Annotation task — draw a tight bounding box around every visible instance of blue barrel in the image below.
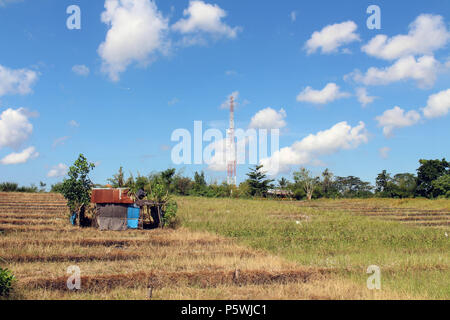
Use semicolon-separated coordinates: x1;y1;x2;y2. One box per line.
127;207;140;229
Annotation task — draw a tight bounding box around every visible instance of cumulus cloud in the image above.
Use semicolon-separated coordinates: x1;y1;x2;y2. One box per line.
305;21;360;54
379;147;391;159
172;0;240;41
375;106;421;137
422;88;450;119
98;0;169;81
0;146;38;165
0;108;34;150
356;87;376;107
249;108;287;130
72;65;90;76
362;14;450;60
47;163;69;178
0;65;38;96
260;121;369;175
349;55;439;88
296;83;350;105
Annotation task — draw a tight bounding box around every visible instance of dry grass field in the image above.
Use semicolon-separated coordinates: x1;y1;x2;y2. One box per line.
0;192;448;300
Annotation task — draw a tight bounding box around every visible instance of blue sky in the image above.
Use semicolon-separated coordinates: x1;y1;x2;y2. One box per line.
0;0;449;186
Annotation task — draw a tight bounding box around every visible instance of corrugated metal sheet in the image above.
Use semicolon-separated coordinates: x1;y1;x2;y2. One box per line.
127;207;140;229
91;188;134;204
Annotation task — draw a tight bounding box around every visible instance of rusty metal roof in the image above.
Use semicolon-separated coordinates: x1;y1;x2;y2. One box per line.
91;188;134;204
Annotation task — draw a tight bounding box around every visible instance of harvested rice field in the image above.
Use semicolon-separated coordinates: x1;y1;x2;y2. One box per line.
0;192;448;299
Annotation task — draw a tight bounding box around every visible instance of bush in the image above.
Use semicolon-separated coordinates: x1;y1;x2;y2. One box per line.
162;200;180;229
0;182;19;192
0;267;16;297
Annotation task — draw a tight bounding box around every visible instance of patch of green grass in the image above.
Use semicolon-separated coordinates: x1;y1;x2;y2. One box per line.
178;197;450;299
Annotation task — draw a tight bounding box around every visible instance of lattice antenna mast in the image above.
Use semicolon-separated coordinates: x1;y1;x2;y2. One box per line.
227;96;237;185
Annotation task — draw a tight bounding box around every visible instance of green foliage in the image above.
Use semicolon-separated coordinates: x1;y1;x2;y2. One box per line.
50;182;65;194
162;199;179;229
173;176;193;195
190;171;208;196
0;267;16;297
60;154;95;218
0;182;18;192
0;182;38;193
107;167;126;187
416;159;449;198
390;173;417;198
245;165;274;197
376;170;391;194
334;176;373;198
292;167;319;200
431;175;450;198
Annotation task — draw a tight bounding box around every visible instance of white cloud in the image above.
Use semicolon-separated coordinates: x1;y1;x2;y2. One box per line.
0;146;38;165
296;82;350;105
68;120;79;127
220;91;240;109
422;88;450;119
290;11;296;22
375;106;421;137
52;136;70;148
0;0;22;7
0;108;34;150
168;97;179;106
305;21;360;54
47;163;69;178
356;87;376;107
350;55;439;88
204;134;253;172
98;0;169;81
362;14;450;60
379;147;391;159
249;108;287;130
260;121;369;175
0;65;38;96
72;65;90;76
172;0;240;40
225;70;237;76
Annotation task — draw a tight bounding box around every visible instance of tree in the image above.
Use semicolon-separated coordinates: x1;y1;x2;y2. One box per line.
375;170;392;196
161;168;176;190
173;176;193;195
321;168;335;197
293;167;319;201
245;165;274;197
431;175;450;198
191;171;207;196
60;154;95;226
390;173;417;198
335;176;373;198
278;177;288;190
416;159;450;198
107;166;125;187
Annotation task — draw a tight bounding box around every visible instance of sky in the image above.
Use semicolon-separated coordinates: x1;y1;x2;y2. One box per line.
0;0;449;187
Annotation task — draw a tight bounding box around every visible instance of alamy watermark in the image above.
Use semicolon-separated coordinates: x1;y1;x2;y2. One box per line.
67;265;81;290
170;121;280;174
366;265;381;290
66;5;81;30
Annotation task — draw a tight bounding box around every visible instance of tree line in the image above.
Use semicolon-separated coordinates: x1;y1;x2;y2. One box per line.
58;158;450;200
2;158;448;200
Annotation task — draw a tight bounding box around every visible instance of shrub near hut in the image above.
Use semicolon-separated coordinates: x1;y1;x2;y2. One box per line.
60;154;96;226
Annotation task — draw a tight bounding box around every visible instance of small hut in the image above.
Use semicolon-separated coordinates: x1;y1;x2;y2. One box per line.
91;188;163;231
